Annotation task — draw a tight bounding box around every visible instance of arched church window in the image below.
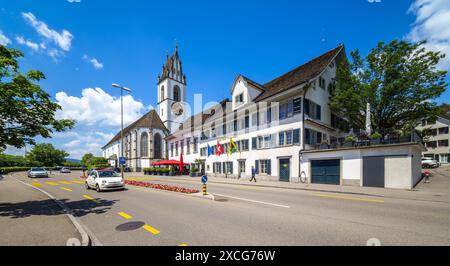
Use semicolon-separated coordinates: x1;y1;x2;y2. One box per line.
160;86;165;102
141;132;149;157
154;133;162;159
174;85;180;102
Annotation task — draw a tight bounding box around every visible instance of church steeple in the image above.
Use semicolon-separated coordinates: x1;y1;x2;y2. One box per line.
158;46;186;85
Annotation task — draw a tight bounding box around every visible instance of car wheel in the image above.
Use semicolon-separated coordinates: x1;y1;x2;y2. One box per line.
85;182;90;190
96;184;101;193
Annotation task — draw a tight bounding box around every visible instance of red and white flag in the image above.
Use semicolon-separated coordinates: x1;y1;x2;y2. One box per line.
217;141;224;156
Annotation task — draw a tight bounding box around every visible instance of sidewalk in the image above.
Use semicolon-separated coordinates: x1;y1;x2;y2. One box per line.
125;171;450;203
0;175;82;246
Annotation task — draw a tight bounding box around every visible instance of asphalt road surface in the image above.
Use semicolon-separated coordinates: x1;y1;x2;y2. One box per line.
9;171;450;246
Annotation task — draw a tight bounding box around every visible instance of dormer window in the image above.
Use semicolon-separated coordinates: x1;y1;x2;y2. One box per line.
235;93;244;105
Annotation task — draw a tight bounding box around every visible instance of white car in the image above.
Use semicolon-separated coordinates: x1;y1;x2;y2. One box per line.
422;158;440;169
85;170;125;192
28;168;49;178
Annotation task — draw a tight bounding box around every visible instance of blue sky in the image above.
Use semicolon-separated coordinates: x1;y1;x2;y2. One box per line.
1;0;449;159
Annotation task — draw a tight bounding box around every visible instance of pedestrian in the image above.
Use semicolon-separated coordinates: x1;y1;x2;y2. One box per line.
250;166;257;183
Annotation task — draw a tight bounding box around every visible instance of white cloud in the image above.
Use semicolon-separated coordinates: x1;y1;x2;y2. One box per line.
408;0;450;69
83;55;104;70
67;0;82;2
55;87;147;127
15;36;40;51
63;140;81;149
22;12;73;51
0;30;11;46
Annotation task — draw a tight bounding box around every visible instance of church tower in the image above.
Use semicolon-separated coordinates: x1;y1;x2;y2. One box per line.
157;46;187;134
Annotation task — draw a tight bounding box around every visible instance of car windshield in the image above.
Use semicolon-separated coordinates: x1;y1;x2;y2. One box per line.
98;171;120;178
31;168;45;171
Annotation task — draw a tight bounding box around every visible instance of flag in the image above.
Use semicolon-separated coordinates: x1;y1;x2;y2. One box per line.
217;141;224;156
207;144;213;157
229;138;237;155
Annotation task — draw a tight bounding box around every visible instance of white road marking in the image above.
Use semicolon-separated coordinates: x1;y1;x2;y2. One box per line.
213;193;290;209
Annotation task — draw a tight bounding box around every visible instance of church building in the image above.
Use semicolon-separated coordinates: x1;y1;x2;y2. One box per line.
102;46;187;171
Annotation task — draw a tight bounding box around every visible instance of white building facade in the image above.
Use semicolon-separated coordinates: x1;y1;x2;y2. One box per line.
166;45;348;182
416;112;450;164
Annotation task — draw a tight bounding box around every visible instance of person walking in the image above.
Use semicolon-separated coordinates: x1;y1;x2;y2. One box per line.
250;166;257;183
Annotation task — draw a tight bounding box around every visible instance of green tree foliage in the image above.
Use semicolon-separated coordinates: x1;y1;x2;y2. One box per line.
88;157;109;169
329;40;447;137
81;153;94;166
0;153;41;167
0;45;75;149
26;143;69;167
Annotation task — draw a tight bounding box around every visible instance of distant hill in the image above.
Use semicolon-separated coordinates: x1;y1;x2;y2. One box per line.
65;158;81;163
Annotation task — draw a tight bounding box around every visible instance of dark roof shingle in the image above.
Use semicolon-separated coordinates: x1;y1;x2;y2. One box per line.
254;45;344;102
103;110;168;149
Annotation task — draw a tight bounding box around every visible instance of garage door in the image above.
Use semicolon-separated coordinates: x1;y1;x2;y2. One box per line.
363;156;385;188
311;160;340;185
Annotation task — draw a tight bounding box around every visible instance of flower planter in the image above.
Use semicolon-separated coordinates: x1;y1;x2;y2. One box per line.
343;142;354;148
370;139;381;145
319;144;329;150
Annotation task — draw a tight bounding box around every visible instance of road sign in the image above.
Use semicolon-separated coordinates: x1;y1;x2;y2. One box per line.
201;175;208;184
119;157;127;166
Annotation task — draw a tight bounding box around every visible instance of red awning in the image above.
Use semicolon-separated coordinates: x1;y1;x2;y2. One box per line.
152;160;188;166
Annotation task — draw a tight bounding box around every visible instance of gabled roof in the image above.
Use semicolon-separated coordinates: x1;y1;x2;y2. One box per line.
440;104;450;120
254;45;345;102
102;110;168;149
230;75;267;94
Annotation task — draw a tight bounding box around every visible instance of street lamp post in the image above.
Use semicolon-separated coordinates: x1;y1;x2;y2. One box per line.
112;83;132;181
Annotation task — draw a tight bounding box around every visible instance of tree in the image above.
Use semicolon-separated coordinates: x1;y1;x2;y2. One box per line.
0;45;75;149
26;143;69;167
329;40;447;137
81;153;94;166
88;157;109;169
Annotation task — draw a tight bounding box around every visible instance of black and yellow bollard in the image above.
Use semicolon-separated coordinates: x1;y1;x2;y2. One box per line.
202;184;207;196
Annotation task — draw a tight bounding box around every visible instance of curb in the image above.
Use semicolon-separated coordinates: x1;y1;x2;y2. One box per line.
190;192;215;201
13;176;97;246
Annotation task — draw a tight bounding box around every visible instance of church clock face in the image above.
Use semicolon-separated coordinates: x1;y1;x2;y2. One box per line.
171;102;184;116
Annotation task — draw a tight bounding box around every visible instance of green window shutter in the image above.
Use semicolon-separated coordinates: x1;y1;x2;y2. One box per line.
267;160;272;176
252;137;257;150
255;160;259;174
293;129;300;144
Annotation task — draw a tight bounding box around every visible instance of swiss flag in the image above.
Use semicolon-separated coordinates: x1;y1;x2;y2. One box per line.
217;141;224;156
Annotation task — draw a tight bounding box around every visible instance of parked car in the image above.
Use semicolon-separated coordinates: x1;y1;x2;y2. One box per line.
27;168;49;178
85;170;125;192
60;167;71;174
422;158;440;169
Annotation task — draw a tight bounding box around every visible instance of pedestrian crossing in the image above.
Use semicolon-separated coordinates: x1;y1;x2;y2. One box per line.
31;179;85;188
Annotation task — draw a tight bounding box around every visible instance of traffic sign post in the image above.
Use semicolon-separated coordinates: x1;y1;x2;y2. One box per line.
202;175;208;195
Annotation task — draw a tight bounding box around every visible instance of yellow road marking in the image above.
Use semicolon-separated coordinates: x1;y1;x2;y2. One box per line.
118;212;133;220
71;180;84;184
45;182;59;186
32;182;42;187
59;181;72;185
179;244;189;246
83;195;99;203
143;225;160;235
60;187;73;192
312;193;385;203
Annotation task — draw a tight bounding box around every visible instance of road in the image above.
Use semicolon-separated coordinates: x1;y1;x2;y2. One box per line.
7;171;450;246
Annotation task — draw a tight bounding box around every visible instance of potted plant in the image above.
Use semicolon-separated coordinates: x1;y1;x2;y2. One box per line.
319;140;330;150
370;132;383;145
190;167;199;177
169;167;176;176
343;136;356;148
143;168;151;175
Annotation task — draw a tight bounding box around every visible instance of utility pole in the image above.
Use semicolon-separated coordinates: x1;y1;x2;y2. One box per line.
112;83;132;181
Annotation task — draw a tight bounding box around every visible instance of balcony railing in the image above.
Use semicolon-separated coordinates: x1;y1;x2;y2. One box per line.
309;132;423;151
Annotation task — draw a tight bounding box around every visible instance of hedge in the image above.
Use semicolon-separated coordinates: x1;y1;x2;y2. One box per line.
0;167;31;174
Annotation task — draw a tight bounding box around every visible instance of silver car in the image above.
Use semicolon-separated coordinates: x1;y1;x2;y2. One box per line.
60;167;71;174
28;168;49;178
